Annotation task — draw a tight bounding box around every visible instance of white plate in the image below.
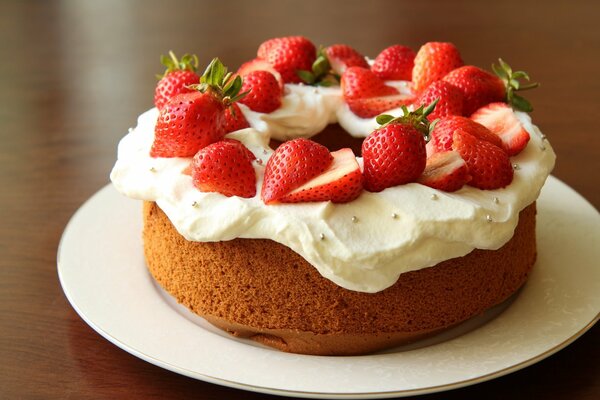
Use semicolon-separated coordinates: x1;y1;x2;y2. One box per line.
58;176;600;399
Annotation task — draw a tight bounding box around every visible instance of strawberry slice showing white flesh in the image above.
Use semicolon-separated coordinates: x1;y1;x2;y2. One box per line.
470;102;530;156
237;58;284;89
279;148;363;203
417;150;471;192
347;93;415;118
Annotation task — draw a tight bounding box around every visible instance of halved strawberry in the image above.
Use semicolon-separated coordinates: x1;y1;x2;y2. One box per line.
417;151;471;192
238;70;282;113
470;102;530;156
412;42;463;93
279;148;363;203
325;44;369;75
237;58;284;88
192;139;257;198
371;45;416;81
452;129;513;189
223;103;250;133
257;36;316;84
442;65;505;115
428;115;504;156
261;138;333;204
346;94;413;118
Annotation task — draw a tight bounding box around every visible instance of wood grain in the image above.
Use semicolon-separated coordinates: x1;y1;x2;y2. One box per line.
1;1;598;399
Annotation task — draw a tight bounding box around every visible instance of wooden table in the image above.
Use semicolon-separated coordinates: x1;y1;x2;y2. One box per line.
1;1;598;398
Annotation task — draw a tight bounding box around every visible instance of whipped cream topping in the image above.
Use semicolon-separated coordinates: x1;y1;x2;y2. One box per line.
110;84;555;293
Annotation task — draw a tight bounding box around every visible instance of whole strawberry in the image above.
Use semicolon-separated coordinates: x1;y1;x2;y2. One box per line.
362;104;435;192
371;45;416;81
154;51;200;110
412;42;463;93
452;129;513;189
238;70;282;113
150;58;247;158
442;65;505;115
192;139;257;198
427;115;503;156
261;138;333;204
257;36;316;84
223;103;250;133
413;80;464;120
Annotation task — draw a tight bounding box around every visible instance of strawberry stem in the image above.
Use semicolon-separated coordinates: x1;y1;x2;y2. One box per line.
297;46;338;86
493;58;539;112
188;58;248;104
156;50;199;79
376;99;439;140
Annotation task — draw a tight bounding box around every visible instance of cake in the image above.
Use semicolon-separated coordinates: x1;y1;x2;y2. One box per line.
110;38;556;355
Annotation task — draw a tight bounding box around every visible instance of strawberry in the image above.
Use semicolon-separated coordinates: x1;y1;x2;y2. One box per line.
413;80;464;120
150;58;246;158
341;67;413;118
471;102;530;156
325;44;369;75
237;58;284;88
371;45;416;81
452;129;513;189
154;51;200;110
362;106;434;192
427;115;503;156
223;103;250;133
261;138;333;204
192;139;256;198
257;36;316;84
238;70;282;113
279;148;363;203
412;42;463;93
417;151;471;192
442;65;505;116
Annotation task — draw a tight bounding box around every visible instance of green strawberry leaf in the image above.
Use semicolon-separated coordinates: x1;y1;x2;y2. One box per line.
493;58;539;113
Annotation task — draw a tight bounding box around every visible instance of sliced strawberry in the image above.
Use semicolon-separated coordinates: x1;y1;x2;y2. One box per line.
412;80;464;120
346;94;413;118
256;36;316;84
223;103;250;133
325;44;369;75
417;151;471;192
371;45;416;81
279;148;363;203
192;139;257;198
470;102;530;156
238;70;282;113
452;129;513;190
237;58;284;88
412;42;463;93
261;138;333;204
442;65;505;115
428;115;504;156
341;66;399;99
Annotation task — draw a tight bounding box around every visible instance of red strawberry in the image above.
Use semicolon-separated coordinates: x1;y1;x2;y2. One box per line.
237;58;284;88
371;45;416;81
452;129;513;189
238;70;282;113
261;138;333;204
154;51;200;110
412;42;463;93
151;58;245;158
223;103;250;133
192;139;256;198
362;110;431;192
413;80;464;120
417;151;471;192
442;65;505;115
257;36;316;84
346;94;413;118
470;102;530;156
279;148;363;203
427;115;504;156
325;44;369;75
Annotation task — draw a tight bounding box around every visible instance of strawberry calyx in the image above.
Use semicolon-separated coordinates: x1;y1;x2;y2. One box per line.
156;50;199;79
189;58;249;106
492;58;539;112
296;46;339;86
375;99;439;140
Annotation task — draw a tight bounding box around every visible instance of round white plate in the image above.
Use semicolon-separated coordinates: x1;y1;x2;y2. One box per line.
58;176;600;399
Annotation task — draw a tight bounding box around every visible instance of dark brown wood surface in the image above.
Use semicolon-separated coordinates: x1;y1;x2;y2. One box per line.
1;1;598;399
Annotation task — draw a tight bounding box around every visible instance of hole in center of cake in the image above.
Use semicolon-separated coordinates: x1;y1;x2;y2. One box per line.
269;124;365;155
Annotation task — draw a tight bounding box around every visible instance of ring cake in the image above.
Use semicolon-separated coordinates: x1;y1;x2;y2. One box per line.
110;38;555;355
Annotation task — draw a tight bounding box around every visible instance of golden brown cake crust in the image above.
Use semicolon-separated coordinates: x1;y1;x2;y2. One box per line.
143;201;537;355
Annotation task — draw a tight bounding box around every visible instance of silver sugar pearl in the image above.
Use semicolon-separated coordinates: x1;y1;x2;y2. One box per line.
513;163;521;170
486;215;493;222
391;213;398;219
351;216;358;223
493;197;500;204
192;201;199;208
149;167;157;172
319;233;325;240
431;193;438;200
256;159;263;165
128;127;133;133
